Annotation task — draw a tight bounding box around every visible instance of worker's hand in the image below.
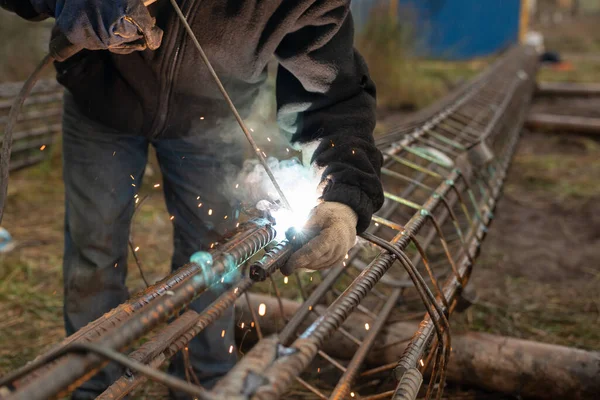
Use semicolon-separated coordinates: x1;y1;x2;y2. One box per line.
281;202;358;276
34;0;162;53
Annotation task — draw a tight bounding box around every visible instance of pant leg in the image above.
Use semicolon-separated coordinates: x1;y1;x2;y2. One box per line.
62;92;149;399
153;134;243;395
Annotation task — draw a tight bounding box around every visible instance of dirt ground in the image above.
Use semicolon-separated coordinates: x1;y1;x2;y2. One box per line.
452;129;600;350
2;104;600;399
2;17;600;398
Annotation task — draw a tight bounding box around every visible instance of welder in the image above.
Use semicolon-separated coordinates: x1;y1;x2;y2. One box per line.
1;0;384;398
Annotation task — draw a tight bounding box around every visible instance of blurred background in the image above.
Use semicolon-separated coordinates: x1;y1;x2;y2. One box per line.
0;0;599;398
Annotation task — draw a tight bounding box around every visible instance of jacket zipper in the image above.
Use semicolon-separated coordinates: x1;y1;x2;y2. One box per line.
149;0;191;138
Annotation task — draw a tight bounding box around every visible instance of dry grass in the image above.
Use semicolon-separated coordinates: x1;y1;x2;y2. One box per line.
0;9;53;82
356;5;484;112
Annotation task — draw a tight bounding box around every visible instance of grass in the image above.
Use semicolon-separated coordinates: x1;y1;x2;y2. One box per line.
0;9;53;82
536;14;600;83
356;5;485;111
508;137;600;203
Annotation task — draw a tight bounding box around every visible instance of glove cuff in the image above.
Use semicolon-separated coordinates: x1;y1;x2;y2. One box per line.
321;181;373;233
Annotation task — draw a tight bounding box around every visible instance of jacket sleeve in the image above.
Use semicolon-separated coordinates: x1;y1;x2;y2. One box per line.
275;1;384;233
0;0;48;20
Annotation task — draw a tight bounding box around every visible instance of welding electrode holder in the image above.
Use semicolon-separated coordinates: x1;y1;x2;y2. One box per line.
49;34;83;62
248;228;309;282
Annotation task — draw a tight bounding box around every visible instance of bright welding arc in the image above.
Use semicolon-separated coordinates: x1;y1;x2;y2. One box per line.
167;0;293;212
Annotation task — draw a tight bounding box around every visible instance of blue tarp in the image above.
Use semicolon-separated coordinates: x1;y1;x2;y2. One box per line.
351;0;522;60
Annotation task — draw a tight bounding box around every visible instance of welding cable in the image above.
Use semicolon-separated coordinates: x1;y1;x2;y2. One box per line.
0;55;54;225
0;0;161;225
359;232;451;400
0;343;211;399
167;0;293;212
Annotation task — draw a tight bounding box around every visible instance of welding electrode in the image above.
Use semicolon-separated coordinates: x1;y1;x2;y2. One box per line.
248;228;309;282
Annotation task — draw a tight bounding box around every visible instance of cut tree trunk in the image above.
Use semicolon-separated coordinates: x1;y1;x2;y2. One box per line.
237;293;600;400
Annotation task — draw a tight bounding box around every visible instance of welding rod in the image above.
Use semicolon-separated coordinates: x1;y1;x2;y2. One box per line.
167;0;293;212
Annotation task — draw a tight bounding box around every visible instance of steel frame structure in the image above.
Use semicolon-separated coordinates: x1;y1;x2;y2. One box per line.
0;45;539;400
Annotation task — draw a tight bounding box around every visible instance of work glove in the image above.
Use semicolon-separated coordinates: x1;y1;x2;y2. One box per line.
31;0;163;53
281;202;358;276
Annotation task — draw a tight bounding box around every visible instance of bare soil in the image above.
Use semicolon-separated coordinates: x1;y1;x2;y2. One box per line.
452;130;600;350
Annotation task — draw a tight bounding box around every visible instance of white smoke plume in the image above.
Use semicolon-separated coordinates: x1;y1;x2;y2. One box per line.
231;156;323;240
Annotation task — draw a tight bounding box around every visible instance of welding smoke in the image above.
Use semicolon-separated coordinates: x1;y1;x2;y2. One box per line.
231;156;323;240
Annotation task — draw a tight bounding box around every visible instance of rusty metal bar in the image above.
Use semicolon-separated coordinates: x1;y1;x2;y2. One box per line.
1;45;539;400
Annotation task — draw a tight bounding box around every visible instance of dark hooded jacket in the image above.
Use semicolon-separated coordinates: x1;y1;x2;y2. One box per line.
1;0;384;232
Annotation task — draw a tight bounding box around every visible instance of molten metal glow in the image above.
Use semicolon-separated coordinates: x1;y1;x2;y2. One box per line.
235;157;321;241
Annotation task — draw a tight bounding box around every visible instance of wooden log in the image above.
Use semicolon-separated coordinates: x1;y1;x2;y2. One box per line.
536;82;600;97
238;294;600;400
525;113;600;135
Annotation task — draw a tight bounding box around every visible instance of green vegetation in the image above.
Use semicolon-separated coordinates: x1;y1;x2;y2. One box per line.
356;5;485;111
0;9;53;82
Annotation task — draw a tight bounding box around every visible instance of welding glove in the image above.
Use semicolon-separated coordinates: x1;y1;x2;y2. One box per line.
31;0;162;53
281;202;358;276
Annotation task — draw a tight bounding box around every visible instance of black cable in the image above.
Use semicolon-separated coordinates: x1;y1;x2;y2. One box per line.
0;54;55;225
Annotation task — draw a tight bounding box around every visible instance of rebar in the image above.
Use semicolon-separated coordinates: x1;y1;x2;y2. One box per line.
0;45;539;400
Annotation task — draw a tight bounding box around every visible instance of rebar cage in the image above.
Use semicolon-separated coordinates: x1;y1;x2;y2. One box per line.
0;45;539;400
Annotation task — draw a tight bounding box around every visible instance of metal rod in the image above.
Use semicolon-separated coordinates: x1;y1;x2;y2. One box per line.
167;0;292;211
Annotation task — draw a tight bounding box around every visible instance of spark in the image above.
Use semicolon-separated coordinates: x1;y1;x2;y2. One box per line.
131;184;136;187
234;287;239;294
250;128;254;132
374;222;379;227
262;152;267;158
286;148;290;152
317;368;320;373
170;216;175;221
365;323;370;331
251;322;255;327
154;183;160;188
113;151;116;156
221;330;226;338
352;149;355;155
240;322;245;329
224;215;228;219
284;277;288;284
267;137;271;142
236;223;240;228
351;392;355;398
39;145;46;151
185;347;188;351
221;277;225;283
114;263;118;268
310;276;313;281
200;116;205;120
134;194;139;198
197;196;200;200
331;142;335;147
345;254;349;259
343;262;346;267
308;306;313;311
229;345;234;354
258;303;266;316
208;209;213;215
256;147;260;152
135;198;139;204
235;183;239;189
198;203;203;208
210;243;215;249
419;359;424;367
130;175;135;180
134;247;140;252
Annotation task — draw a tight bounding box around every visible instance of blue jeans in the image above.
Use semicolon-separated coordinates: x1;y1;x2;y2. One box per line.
62;92;242;399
